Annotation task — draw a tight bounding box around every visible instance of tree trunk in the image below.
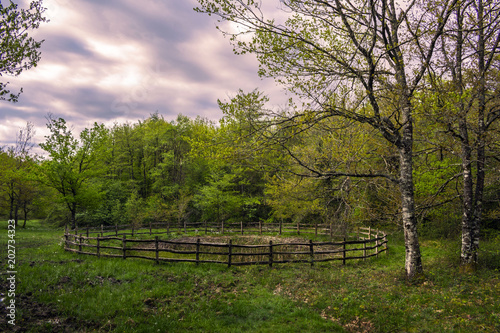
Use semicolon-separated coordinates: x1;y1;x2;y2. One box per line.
460;0;486;270
399;104;423;280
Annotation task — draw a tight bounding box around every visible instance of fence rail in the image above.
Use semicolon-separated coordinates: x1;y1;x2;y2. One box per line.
71;220;369;239
64;223;388;267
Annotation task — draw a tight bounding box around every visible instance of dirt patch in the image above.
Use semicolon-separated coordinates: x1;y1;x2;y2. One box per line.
165;235;317;245
0;280;105;332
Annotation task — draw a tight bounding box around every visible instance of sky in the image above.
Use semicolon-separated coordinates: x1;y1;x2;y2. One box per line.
1;0;290;152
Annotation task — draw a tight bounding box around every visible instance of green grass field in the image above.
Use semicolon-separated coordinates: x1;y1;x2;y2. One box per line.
1;220;499;332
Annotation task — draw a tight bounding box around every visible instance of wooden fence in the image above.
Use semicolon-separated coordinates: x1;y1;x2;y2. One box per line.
68;221;379;239
64;224;388;267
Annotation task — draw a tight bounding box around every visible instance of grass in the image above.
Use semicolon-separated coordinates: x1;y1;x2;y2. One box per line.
1;220;499;332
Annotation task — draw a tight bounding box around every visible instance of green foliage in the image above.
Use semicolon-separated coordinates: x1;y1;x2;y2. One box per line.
0;0;47;102
38;116;109;227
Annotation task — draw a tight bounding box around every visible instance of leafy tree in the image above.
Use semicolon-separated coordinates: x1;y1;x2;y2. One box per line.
38;116;109;228
420;0;500;268
194;171;259;225
0;0;47;102
195;0;460;279
0;122;39;226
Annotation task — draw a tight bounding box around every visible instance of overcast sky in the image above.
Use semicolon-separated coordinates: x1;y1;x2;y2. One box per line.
1;0;289;151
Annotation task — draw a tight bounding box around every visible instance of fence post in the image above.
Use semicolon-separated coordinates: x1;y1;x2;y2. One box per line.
196;238;200;265
376;230;379;257
64;229;69;250
167;221;170;235
384;233;388;254
228;239;232;268
279;220;282;235
132;225;135;237
297;222;300;235
149;222;152;236
154;236;159;264
259;221;262;235
269;240;273;268
122;235;127;259
79;234;83;253
205;221;208;235
221;221;224;235
115;224;118;236
363;238;367;260
330;222;333;239
97;238;100;258
86;227;89;238
184;220;187;234
342;238;346;265
241;221;243;235
101;224;104;237
310;240;314;267
315;223;318;236
368;226;371;241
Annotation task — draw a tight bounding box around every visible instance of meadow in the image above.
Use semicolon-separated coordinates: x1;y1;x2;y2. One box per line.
1;220;499;332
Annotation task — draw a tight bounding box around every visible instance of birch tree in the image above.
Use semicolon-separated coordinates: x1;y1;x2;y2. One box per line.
423;0;500;269
196;0;459;280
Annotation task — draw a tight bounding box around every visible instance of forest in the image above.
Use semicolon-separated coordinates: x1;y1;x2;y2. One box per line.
1;82;499;248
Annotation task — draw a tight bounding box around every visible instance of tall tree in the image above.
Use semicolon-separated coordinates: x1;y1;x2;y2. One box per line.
0;0;47;102
424;0;500;269
0;122;37;226
196;0;459;280
39;116;108;228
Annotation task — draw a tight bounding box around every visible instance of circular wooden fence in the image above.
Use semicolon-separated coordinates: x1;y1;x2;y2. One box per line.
63;222;388;267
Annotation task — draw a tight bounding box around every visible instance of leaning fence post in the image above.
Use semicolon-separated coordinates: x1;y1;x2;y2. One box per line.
310;240;314;267
122;235;127;259
342;238;346;265
228;239;232;268
269;240;273;268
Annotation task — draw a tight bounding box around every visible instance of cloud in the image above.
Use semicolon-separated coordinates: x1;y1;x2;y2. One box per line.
1;0;288;152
